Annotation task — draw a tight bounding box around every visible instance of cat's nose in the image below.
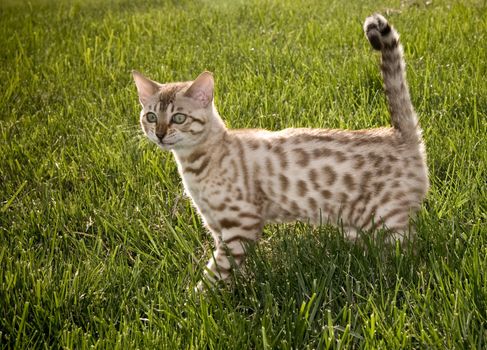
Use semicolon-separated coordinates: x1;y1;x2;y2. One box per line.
156;132;165;140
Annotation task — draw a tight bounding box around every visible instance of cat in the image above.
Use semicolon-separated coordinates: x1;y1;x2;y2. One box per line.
132;14;428;289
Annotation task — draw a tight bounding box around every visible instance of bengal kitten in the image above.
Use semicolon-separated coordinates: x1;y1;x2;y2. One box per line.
132;14;428;289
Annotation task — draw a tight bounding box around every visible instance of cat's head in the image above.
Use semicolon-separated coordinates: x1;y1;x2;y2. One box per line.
132;71;223;151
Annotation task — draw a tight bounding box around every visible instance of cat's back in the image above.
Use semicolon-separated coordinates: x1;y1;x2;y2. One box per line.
228;126;428;187
230;126;424;161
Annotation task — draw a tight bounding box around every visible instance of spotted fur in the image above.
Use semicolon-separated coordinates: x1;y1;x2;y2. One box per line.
133;15;428;289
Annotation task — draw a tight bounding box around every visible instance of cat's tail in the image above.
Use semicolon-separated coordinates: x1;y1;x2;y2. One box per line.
364;14;419;144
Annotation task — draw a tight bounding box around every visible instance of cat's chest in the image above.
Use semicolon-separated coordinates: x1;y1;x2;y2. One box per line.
179;173;203;200
175;153;235;207
178;170;218;209
180;176;228;231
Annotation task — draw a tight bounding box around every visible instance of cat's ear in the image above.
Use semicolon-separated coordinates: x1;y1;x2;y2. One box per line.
132;70;161;106
184;71;214;108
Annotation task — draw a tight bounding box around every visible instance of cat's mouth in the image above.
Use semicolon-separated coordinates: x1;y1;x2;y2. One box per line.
158;141;176;149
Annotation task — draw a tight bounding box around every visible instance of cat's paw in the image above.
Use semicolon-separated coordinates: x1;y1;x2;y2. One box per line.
194;280;207;293
194;279;226;294
194;273;218;293
363;14;397;51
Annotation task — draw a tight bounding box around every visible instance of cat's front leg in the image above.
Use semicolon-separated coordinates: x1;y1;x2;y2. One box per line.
197;224;262;290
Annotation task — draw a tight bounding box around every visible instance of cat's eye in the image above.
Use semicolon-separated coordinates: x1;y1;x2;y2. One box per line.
171;113;187;124
146;112;157;123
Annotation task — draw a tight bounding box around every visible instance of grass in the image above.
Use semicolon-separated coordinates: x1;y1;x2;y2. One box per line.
0;0;486;348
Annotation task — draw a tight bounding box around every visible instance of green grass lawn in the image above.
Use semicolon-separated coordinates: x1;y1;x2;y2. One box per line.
1;0;486;348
